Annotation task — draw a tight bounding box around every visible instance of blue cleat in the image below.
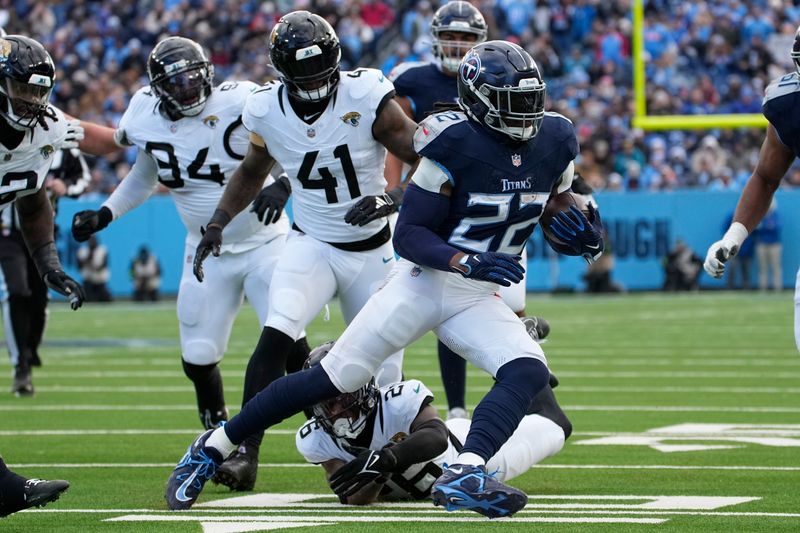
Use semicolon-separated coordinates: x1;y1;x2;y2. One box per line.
165;429;223;510
431;464;528;519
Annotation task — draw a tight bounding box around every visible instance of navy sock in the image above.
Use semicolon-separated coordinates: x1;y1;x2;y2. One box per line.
224;364;340;445
462;357;549;461
437;340;467;410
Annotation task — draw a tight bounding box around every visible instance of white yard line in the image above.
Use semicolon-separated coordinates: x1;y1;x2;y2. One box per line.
9;463;800;471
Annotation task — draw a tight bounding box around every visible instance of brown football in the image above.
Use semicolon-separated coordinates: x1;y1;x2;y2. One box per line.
539;190;590;243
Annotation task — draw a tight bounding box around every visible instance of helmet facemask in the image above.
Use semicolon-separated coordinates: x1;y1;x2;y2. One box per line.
312;380;378;439
433;28;486;74
792;27;800;75
0;75;53;130
276;43;341;102
150;63;213;118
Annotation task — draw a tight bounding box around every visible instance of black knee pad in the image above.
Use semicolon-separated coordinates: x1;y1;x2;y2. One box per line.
528;384;573;440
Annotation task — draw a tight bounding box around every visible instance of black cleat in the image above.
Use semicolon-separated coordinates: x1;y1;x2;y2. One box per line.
521;316;550;342
0;478;70;518
432;464;527;519
213;446;258;491
12;367;34;397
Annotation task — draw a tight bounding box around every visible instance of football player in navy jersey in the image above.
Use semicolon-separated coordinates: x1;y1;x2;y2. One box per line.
165;41;603;519
386;1;550;420
705;26;800;352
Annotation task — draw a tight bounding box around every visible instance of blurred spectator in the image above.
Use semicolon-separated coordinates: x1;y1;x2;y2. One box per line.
584;231;623;293
663;239;703;291
130;246;161;302
754;199;783;291
77;236;112;302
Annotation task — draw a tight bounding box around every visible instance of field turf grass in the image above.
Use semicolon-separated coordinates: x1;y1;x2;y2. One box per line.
1;292;798;532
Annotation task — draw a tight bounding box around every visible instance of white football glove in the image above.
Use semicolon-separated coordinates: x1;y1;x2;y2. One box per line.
703;222;748;278
63;119;85;150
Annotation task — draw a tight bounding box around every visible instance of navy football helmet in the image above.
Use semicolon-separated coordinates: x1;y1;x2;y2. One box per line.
792;25;800;74
0;35;55;130
431;1;487;74
270;11;341;102
457;41;546;142
304;341;379;440
147;37;214;118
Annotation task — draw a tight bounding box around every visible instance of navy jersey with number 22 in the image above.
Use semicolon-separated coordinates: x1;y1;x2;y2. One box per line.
412;110;579;256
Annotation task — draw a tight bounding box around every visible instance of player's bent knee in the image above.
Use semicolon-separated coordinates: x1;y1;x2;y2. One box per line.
182;340;223;366
496;357;549;396
320;346;382;393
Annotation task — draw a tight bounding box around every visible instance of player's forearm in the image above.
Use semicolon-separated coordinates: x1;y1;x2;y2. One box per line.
384;152;405;190
64;116;120;156
16;190;59;260
214;158;274;228
345;480;385;505
732;171;781;233
384;418;449;471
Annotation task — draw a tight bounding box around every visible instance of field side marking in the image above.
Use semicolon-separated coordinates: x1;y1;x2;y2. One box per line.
4;404;800;413
10;463;800;471
105;515;667;525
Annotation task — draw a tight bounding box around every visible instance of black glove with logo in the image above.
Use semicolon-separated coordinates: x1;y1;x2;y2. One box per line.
71;206;112;242
328;447;397;500
251;175;291;225
344;187;403;226
193;225;223;282
42;270;85;310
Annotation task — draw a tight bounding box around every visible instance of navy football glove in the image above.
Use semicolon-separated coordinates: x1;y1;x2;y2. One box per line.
193;225;223;282
546;204;604;263
328;447;397;500
344;188;403;226
452;252;525;287
251;175;291;225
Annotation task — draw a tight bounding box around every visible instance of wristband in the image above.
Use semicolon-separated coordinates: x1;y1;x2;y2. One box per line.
723;222;748;247
209;208;232;229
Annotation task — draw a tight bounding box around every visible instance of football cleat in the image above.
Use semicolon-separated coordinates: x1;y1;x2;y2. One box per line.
521;315;550;342
12;366;34;397
431;464;528;519
165;429;223;510
0;478;70;518
212;446;258;492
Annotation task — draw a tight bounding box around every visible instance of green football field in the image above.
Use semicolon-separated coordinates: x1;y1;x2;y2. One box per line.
1;292;799;532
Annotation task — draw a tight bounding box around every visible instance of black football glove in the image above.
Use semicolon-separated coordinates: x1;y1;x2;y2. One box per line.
328;447;397;500
71;206;112;242
193;225;223;282
251;175;291;225
452;252;525;287
546;204;604;263
42;270;85;310
344;188;403;226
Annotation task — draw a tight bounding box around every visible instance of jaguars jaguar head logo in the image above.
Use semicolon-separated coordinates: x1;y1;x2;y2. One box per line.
202;115;219;128
341;111;361;127
40;145;54;159
0;39;11;62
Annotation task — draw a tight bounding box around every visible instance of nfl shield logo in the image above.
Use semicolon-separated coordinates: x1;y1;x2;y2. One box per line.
307;127;316;138
511;154;521;167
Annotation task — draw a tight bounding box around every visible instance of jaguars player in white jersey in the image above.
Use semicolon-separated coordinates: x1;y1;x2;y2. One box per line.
190;11;419;491
705;26;800;352
296;341;570;504
70;37;308;452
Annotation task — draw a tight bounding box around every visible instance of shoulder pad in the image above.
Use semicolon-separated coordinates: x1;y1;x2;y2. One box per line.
543;112;579;158
388;61;430;82
763;72;800;106
345;68;392;100
119;86;157;130
413;111;468;154
243;81;279;119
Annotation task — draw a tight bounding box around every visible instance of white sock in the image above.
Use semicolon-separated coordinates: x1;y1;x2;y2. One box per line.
455;452;485;467
205;427;237;459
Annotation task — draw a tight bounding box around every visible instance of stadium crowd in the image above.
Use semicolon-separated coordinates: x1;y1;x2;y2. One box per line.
3;0;800;192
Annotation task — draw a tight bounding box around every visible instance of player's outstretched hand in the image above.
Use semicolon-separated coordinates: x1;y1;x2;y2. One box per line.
548;204;604;263
193;225;223;282
71;207;112;242
344;190;401;226
328;448;397;500
63;119;85;150
704;239;739;278
251;175;291;225
42;270;85;310
452;252;525;287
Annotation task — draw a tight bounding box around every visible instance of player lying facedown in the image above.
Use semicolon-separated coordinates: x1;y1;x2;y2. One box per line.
165;40;601;519
297;342;571;505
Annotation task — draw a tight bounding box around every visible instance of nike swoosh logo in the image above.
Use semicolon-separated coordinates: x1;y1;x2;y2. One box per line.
304;112;321;121
382;257;393;263
585;244;601;250
175;469;198;502
413;384;421;393
448;466;463;475
365;453;381;471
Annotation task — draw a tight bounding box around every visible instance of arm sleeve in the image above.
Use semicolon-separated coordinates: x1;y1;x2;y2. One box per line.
384;418;449;472
102;150;160;219
393;182;462;271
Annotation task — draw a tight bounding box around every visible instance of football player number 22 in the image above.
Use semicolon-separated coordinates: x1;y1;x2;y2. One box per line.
297;144;361;203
